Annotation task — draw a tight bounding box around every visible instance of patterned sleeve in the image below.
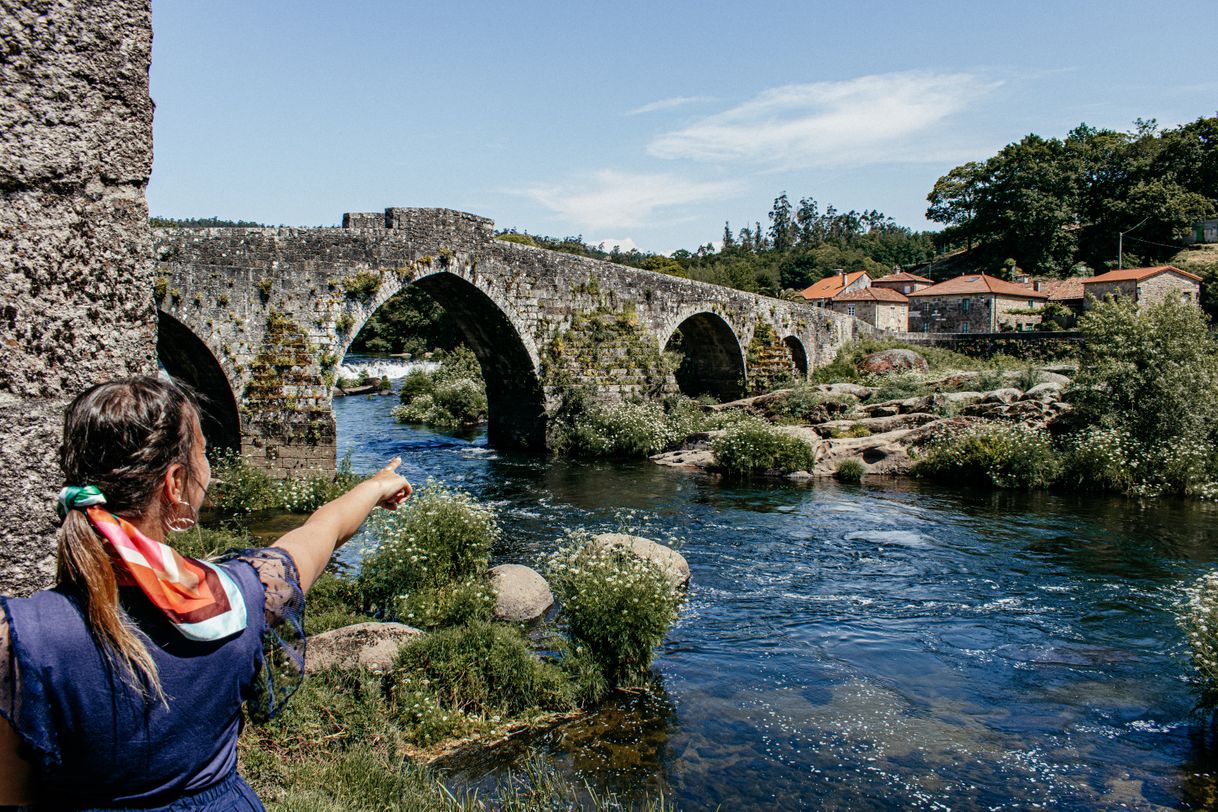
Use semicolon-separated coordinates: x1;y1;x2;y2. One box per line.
223;548;306;723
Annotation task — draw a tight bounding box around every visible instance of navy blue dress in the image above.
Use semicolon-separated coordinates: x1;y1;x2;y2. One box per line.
0;548;305;810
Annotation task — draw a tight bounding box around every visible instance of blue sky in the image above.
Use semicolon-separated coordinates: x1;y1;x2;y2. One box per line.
148;1;1217;254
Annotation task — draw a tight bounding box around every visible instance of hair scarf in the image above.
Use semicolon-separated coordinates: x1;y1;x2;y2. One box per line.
57;485;247;641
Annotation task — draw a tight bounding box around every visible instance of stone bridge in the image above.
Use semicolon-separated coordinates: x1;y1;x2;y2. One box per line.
154;207;869;475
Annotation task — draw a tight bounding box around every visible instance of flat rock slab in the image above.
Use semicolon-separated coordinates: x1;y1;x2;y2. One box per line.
307;621;424;674
592;533;690;588
858;348;929;375
489;563;554;622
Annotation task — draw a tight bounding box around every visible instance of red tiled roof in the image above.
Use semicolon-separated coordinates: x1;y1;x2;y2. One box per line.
908;273;1049;299
1082;265;1202;284
833;288;909;303
800;271;869;301
874;271;932;284
1036;278;1085;301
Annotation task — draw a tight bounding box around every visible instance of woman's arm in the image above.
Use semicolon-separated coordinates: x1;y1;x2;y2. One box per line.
273;457;411;591
0;718;30;806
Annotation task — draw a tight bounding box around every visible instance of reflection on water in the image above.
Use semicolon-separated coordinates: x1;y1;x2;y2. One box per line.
330;390;1218;809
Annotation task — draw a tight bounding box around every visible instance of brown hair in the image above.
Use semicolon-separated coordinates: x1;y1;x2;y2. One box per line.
57;376;202;698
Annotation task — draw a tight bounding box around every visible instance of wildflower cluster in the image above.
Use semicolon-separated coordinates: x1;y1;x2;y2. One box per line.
1180;571;1218;702
711;418;816;477
546;532;682;687
912;422;1058;489
358;480;499;618
207;450;363;515
568;400;679;458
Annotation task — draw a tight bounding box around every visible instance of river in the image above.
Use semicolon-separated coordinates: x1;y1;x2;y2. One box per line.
332;360;1218;810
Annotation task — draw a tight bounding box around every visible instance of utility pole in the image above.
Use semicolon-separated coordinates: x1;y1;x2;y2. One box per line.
1118;217;1149;269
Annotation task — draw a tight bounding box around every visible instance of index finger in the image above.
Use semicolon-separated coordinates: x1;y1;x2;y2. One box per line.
381;456;402;473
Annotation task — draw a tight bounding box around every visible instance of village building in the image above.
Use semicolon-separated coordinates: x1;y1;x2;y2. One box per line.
908;273;1048;333
827;288;909;332
1081;265;1202;309
1021;277;1086;328
799;271;871;305
871;270;933;296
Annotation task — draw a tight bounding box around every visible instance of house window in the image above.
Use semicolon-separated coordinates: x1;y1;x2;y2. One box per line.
1028;299;1034;308
959;322;970;333
923;322;930;333
962;299;970;313
846;304;856;316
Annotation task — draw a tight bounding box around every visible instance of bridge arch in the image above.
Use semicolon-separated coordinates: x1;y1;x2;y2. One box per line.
662;311;746;402
156;310;241;454
342;269;547;451
783;336;809;379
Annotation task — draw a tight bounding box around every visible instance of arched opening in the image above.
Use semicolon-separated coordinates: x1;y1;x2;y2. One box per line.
663;313;745;401
783;336;808;379
156;310;241;455
350;272;546;451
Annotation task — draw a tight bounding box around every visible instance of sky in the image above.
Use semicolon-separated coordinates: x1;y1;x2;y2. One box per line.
148;1;1217;255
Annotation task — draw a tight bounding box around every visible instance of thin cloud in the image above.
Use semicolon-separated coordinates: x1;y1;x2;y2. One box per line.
626;95;715;116
518;170;742;231
648;71;999;169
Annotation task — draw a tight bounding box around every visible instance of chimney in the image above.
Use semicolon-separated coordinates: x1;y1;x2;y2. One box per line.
840;270;847;287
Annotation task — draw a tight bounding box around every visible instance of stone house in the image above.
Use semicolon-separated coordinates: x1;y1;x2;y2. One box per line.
871;270;933;296
1081;265;1202;309
800;270;871;305
1030;278;1085;328
908;274;1048;333
828;288;909;332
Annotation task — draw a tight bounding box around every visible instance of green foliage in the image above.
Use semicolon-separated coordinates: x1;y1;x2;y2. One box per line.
358;481;500;617
928;116;1218;275
912;422;1060;489
1057;426;1136;494
496;231;538;246
342;271;382;302
153;276;168;300
303;571;372;635
257;277;273;298
349;285;463;356
394;621;575;719
206;451;364;516
150;215;266;228
171;525;252;560
393;347;487;428
834;458;866;484
546;534;682;686
830;423;872;439
1070;296;1218;494
395;578;495;630
711;418;816;477
568;400;678;458
335;312;355;334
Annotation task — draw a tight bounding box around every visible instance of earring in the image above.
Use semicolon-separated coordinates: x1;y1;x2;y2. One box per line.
165;498;198;533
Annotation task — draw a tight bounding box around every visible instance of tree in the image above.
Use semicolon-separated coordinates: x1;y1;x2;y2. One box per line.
926;161;986;251
721;221;735;250
768;192;795;252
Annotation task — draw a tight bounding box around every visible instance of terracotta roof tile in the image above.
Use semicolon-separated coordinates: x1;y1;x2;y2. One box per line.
908;273;1048;299
800;271;869;301
1036;278;1085;301
874;271;932;284
1082;265;1202;284
833;288;909;303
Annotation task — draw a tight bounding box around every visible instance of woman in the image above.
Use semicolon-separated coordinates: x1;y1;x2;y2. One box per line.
0;376;410;809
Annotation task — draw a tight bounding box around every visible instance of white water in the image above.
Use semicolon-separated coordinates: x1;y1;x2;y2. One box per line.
337;357;438;382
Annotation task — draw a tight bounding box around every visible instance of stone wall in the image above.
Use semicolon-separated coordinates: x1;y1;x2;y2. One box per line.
1084;272;1201;309
909;294;1043;333
155;209;872;467
0;0;156;595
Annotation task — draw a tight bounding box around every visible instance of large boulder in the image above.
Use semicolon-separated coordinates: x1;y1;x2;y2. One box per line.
591;533;691;588
306;622;424;674
489;564;554;622
817;382;875;399
857;349;929;375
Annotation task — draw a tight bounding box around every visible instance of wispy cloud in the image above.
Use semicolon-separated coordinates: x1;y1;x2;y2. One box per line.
648;71;999;169
626;96;715;116
517;170;742;231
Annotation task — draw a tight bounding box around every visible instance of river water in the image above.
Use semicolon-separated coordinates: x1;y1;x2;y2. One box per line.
333;361;1218;810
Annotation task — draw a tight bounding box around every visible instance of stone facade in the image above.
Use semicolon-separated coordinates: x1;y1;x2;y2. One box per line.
908;293;1044;333
829;299;907;332
155;209;873;471
0;0;157;595
1083;268;1201;309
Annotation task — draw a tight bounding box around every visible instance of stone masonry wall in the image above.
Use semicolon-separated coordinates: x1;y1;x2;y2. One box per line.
155;209;871;467
0;0;157;595
1084;273;1201;309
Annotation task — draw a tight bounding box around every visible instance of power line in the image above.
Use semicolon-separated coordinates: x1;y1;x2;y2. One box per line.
1124;234;1191;251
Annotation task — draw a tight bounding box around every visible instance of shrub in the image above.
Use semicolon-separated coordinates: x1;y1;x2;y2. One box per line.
1014;365;1044;391
394;621;575;718
206;449;274;514
778;384;855;422
546;534;682;686
569;400;677;458
432;378;488;425
304;570;371;635
830;423;872;439
835;458;866;484
394;578;495;630
393;348;487;429
399;368;435;402
1057;426;1135;494
358;481;500;616
912;422;1060;489
1181;571;1218;702
712;418;816;477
